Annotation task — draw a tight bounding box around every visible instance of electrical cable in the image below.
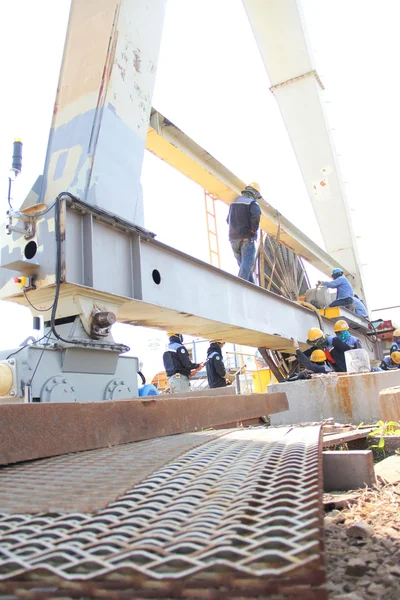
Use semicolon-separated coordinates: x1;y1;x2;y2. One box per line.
6;332;52;360
23;289;55;312
48;192;129;352
28;331;53;386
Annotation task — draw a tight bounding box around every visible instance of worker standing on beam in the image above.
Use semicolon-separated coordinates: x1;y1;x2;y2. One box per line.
318;268;354;308
380;351;400;371
227;182;262;283
163;333;203;393
291;339;333;374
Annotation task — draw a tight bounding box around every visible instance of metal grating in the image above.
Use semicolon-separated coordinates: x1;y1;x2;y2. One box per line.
0;426;326;599
0;430;230;514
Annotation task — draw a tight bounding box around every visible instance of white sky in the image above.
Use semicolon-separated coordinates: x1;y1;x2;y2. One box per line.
0;0;399;376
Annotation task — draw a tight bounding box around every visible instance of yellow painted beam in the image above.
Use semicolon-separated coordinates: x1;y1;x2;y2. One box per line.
146;109;346;279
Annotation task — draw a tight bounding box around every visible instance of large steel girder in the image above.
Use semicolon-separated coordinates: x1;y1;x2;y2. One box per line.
0;199;368;353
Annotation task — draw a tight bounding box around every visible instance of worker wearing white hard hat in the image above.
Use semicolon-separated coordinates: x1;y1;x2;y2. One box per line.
226;182;262;284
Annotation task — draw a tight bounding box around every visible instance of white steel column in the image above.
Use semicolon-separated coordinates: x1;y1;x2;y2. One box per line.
30;0;166;224
242;0;365;297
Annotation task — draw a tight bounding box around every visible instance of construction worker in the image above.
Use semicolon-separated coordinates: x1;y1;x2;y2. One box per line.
163;333;203;393
206;340;231;388
318;268;354;308
306;321;361;372
291;339;333;374
353;295;368;318
380;351;400;371
390;329;400;354
227;182;262;283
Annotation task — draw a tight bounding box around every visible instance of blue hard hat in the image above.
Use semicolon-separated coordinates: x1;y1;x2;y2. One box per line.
332;268;343;276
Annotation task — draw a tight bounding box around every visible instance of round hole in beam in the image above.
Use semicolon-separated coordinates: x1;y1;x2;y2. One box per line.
24;241;37;260
152;269;161;285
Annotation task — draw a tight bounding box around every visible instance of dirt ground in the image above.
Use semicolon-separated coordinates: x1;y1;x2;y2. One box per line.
325;480;400;599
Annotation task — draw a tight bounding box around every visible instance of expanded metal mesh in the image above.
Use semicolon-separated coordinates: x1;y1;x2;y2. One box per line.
0;426;325;599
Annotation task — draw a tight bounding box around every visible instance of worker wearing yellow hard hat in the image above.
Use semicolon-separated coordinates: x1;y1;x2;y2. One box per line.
390;328;400;354
304;320;361;372
380;351;400;371
163;333;204;393
227;182;262;284
290;338;333;379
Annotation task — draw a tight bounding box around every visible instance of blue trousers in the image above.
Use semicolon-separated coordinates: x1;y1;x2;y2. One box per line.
231;239;256;283
329;297;353;308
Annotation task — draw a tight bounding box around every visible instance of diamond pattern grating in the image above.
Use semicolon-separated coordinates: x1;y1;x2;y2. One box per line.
0;426;326;599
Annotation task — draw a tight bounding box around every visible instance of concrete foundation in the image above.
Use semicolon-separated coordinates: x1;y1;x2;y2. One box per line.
379;386;400;421
268;371;400;425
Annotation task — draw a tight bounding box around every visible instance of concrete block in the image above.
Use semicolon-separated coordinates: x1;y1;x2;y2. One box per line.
268;370;400;425
379;386;400;421
323;450;376;492
375;455;400;485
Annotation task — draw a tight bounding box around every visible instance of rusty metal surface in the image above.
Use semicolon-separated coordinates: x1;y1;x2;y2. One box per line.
0;426;326;599
0;430;231;514
0;392;288;466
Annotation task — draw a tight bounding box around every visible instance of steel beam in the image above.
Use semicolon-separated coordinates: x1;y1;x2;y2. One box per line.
242;0;365;298
2;199;372;354
0;392;288;465
21;0;166;224
147;109;344;279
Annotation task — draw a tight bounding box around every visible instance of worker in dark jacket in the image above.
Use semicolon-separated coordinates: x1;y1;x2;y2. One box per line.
206;340;230;388
390;329;400;354
306;321;361;372
318;268;354;308
163;333;203;393
380;351;400;371
291;338;333;374
227;182;262;283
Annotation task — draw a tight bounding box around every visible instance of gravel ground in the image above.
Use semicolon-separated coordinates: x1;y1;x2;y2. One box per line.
325;481;400;599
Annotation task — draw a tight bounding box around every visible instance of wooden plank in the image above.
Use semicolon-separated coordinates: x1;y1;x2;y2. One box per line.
0;392;288;466
323;428;373;447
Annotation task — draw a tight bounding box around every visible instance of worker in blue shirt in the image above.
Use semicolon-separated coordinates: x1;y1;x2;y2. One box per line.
390;329;400;354
353;295;368;318
380;351;400;371
227;182;262;283
318;268;354;308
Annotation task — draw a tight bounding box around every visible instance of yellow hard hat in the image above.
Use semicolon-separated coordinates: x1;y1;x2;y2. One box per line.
247;182;260;193
394;329;400;337
212;339;225;345
307;328;324;342
167;332;181;338
310;349;326;363
391;351;400;365
334;319;349;333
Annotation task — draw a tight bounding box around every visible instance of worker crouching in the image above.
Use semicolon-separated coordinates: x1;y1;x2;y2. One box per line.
306;320;361;372
380;351;400;371
319;268;354;308
163;333;203;393
290;338;332;379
